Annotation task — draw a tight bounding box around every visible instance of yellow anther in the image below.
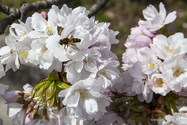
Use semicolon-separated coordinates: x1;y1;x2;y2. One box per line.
154;78;163;87
173;67;184;77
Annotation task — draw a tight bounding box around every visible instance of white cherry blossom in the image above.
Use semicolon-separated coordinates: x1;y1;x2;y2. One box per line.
0;35;20;71
58;78;111;121
139;2;177;31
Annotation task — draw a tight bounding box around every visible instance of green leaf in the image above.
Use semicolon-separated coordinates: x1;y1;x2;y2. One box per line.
33;81;46;92
135;115;143;125
46;81;56;102
129;106;142;112
46;81;56;107
56;81;70;89
48;70;59;80
35;81;51;97
126;111;140;120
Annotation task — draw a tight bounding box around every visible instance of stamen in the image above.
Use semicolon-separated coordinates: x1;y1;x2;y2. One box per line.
46;26;54;36
146;59;155;68
77;89;88;99
154;78;163;87
18;29;27;38
173;67;184;77
19;48;29;61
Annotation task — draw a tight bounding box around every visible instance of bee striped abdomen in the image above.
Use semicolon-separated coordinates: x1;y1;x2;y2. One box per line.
73;38;81;43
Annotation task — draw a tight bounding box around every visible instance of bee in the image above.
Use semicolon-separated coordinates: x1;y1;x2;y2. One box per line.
59;32;81;51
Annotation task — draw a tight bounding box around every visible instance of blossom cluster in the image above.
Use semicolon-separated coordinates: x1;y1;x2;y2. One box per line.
121;2;187;124
1;2;187;125
161;107;187;125
121;2;186;102
0;4;121;125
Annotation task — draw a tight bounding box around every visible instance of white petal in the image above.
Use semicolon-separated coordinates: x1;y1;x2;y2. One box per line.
8;103;22;117
61;25;75;38
159;2;166;20
58;89;68;97
67;91;80;107
0;46;11;55
84;98;98;114
164;11;177;25
75;61;83;73
31;13;47;30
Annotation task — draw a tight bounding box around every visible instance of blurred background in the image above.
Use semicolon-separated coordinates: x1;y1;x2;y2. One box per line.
0;0;187;124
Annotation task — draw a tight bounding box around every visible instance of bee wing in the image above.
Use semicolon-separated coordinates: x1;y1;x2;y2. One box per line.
70;44;80;51
67;30;76;38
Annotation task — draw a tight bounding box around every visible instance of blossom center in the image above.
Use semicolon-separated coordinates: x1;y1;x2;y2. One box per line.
83;59;87;64
18;29;26;38
167;47;174;53
19;48;29;61
172;67;184;77
98;70;106;77
10;49;16;54
46;26;54;36
147;60;155;68
77;89;88;99
154;78;163;87
43;46;48;52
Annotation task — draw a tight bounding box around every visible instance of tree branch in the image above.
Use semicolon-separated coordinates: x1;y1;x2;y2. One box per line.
88;0;110;18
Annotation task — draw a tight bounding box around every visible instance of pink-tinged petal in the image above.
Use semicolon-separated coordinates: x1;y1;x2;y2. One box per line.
84;98;98;114
4;91;21;103
25;115;36;125
164;11;177;25
159;2;166;20
40;11;47;19
142;29;155;37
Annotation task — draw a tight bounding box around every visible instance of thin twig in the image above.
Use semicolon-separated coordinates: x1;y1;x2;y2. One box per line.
88;0;110;18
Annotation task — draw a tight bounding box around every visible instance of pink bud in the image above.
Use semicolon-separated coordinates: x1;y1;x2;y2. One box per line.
40;11;48;19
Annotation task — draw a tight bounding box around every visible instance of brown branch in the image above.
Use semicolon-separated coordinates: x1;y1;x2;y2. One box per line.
88;0;110;18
